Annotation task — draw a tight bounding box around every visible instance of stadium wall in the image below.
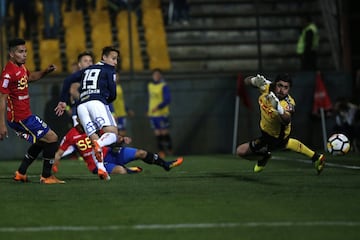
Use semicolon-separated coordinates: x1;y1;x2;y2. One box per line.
0;72;352;160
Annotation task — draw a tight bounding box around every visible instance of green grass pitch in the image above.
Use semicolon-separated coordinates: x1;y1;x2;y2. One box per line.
0;152;360;240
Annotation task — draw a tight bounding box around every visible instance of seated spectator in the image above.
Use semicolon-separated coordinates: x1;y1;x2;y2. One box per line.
332;97;360;151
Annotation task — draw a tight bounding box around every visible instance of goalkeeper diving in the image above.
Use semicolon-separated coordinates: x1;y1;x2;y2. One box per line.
236;73;326;174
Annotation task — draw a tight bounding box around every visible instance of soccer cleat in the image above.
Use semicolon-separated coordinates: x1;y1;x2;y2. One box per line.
253;152;271;173
98;169;111;181
13;171;29;182
164;157;184;171
314;154;325;175
92;140;103;162
254;164;265;173
40;175;65;184
126;166;143;174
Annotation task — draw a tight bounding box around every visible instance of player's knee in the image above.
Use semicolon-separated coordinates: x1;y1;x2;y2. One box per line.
236;143;249;157
45;130;58;143
136;149;147;159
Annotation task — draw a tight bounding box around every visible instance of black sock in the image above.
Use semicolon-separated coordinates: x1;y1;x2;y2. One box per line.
143;152;166;168
163;134;173;152
311;153;320;162
18;143;44;174
42;158;53;178
156;135;165;152
41;142;58;177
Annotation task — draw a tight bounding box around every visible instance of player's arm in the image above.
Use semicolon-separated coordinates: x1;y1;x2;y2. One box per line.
106;72;117;103
53;148;64;173
55;71;82;116
267;92;292;124
28;64;56;82
0;92;8;140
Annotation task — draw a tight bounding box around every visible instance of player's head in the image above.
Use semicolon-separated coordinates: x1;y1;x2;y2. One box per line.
272;73;292;100
77;51;94;70
152;68;163;82
101;46;119;67
8;38;27;66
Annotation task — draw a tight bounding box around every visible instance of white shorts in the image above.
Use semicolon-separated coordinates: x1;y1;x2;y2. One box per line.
77;100;117;136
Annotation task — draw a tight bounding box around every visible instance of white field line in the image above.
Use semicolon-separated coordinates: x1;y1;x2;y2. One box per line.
274;156;360;170
0;221;360;232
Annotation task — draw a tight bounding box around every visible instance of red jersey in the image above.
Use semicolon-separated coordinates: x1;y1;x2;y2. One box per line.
59;127;109;172
0;61;32;121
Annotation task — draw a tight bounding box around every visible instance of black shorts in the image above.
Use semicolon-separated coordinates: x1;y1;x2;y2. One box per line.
249;130;289;153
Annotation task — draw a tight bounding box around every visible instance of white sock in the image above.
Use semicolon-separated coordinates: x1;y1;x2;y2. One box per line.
97;132;117;147
97;161;106;172
92;151;107;172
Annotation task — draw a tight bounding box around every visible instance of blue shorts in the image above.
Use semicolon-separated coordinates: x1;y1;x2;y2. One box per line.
104;147;137;173
150;116;170;130
116;117;127;131
7;115;50;144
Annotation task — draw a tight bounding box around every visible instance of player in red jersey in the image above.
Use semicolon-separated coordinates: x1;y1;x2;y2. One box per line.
53;122;183;177
0;38;65;184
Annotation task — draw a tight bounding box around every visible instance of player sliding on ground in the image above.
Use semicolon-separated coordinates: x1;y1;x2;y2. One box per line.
53;122;183;178
236;73;326;174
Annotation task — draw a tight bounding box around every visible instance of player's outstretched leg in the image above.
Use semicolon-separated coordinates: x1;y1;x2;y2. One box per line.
142;152;183;171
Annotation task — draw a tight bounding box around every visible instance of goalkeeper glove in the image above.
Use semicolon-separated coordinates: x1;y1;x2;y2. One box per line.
267;91;284;115
250;74;271;90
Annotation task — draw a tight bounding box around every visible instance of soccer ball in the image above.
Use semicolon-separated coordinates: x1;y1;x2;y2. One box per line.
327;133;351;155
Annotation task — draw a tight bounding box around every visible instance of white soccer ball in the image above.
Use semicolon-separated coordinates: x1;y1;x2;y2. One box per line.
327;133;351;155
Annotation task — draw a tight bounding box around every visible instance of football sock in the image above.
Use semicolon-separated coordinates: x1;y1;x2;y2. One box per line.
18;142;44;174
163;134;173;152
311;153;321;162
42;142;59;177
98;132;117;147
97;162;107;172
143;152;167;168
156;135;165;151
286;138;315;159
42;158;53;178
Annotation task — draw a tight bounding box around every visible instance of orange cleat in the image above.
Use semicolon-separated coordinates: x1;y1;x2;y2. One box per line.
40;175;65;184
165;157;184;171
13;171;29;182
98;168;111;181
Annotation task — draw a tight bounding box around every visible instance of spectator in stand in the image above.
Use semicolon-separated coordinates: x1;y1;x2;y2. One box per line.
107;0;127;24
172;0;189;25
296;15;319;71
12;0;36;39
43;0;61;39
65;0;95;12
332;97;360;145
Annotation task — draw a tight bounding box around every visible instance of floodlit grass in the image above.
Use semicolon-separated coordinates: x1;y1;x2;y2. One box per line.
0;152;360;240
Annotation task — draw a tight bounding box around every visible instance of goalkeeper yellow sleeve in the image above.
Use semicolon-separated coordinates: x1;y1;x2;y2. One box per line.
286;138;315;158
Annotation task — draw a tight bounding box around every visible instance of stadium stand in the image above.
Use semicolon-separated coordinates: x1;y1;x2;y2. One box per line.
89;10;113;61
117;11;144;71
39;39;62;72
63;11;87;72
142;3;171;71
